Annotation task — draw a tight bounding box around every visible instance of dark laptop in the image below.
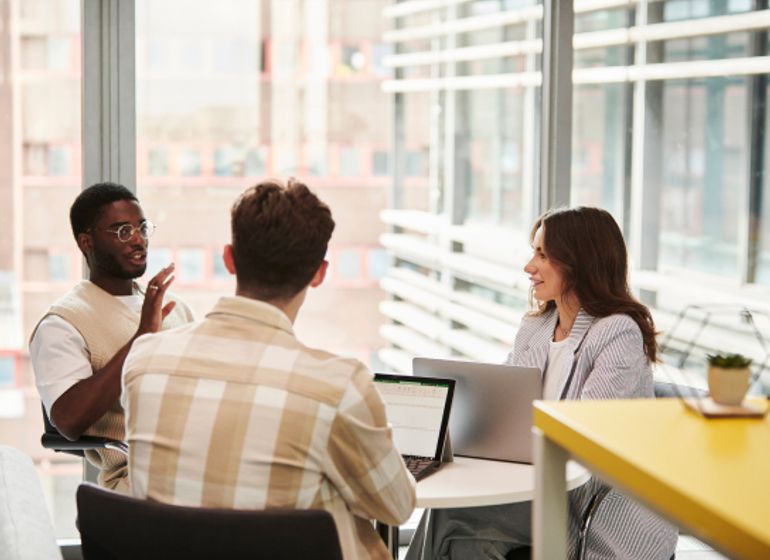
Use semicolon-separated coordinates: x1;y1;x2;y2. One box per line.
373;373;455;481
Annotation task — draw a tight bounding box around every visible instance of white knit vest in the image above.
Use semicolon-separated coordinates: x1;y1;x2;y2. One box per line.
33;280;192;490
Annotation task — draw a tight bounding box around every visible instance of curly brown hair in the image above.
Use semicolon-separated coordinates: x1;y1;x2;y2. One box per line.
530;206;658;363
230;178;335;301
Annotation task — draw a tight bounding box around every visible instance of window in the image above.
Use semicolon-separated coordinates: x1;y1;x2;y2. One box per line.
244;148;265;177
211;248;229;279
23;143;48;175
214;148;235;176
21;37;47;70
178;248;205;284
47;37;71;71
371;43;392;78
0;355;15;388
179;149;202;176
340;45;365;74
148;148;169;176
405;150;424;177
146;248;173;278
367;247;388;280
372;151;389;176
48;145;71;175
8;0;83;543
48;252;70;282
337;249;362;280
340;147;360;177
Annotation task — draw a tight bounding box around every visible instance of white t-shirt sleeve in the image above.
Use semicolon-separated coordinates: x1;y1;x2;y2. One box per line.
30;315;93;416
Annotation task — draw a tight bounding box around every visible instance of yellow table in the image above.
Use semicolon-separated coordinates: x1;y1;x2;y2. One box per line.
532;399;770;560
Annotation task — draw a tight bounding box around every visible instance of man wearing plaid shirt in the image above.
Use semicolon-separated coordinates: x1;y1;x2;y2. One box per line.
122;179;416;560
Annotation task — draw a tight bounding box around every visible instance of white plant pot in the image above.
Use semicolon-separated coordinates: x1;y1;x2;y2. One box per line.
707;366;750;406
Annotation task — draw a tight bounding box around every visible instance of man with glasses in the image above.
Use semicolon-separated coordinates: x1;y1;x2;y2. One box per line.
30;182;193;492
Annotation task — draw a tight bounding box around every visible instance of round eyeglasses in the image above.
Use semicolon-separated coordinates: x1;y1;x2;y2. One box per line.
90;221;156;243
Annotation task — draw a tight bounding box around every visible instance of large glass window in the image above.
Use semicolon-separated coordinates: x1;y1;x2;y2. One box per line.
136;0;393;361
2;0;83;541
659;77;747;277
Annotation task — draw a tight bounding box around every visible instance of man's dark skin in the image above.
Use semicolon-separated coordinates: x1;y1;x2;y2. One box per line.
51;198;177;440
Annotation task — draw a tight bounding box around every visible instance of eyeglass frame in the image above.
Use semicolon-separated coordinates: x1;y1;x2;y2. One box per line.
87;220;156;243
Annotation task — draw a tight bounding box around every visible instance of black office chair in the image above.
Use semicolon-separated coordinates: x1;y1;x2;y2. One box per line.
40;403;128;457
76;483;344;560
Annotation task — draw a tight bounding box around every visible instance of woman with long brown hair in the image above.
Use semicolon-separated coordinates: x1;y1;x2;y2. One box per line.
406;207;677;560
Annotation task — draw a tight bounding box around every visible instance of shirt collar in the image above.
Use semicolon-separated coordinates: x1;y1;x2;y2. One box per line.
205;295;295;335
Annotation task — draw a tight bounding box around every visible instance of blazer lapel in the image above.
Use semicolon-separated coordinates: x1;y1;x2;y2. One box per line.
516;310;558;381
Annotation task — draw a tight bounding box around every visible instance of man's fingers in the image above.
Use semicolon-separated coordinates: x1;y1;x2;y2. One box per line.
161;300;176;318
158;274;175;293
150;263;176;285
146;270;175;297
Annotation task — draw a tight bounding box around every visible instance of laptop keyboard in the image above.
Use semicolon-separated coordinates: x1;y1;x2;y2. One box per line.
403;455;440;481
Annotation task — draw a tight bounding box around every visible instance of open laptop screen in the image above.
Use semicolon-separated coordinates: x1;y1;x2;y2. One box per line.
374;374;455;460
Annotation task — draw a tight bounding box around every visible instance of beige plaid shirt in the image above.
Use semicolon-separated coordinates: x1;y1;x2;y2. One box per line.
122;296;416;560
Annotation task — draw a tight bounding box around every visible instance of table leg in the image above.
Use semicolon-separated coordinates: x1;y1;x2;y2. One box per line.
533;427;568;560
376;521;400;559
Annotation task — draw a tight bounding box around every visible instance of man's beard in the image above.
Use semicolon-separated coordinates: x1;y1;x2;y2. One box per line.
91;246;146;279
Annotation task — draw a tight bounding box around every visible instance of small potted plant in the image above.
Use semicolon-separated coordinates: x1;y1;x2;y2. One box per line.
706;352;753;406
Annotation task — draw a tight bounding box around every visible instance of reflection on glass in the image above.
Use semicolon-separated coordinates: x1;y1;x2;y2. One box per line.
136;0;394;363
659;78;746;277
457;88;526;228
3;0;82;540
178;248;205;284
572;83;628;218
399;92;434;211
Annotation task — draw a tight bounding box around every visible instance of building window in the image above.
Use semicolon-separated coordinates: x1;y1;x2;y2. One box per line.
373;151;389;176
48;253;70;283
20;36;47;70
211;248;229;279
146;248;173;278
405;150;424;177
340;147;360;177
178;248;205;284
244;148;266;177
215;147;237;177
148;148;169;176
48;145;71;176
179;149;202;176
340;45;365;74
47;37;71;71
372;43;392;78
23;143;47;175
0;355;14;388
337;249;362;280
367;248;388;280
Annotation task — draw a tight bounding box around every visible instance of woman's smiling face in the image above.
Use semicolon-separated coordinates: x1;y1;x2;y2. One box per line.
524;224;564;304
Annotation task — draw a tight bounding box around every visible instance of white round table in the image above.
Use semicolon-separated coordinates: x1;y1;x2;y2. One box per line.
379;456;590;558
417;456;589;509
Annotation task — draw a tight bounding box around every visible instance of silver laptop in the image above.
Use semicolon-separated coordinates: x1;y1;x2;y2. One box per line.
413;357;542;464
374;373;455;481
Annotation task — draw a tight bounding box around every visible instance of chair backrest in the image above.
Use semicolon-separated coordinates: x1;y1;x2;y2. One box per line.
653;380;708;400
76;483;344;560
